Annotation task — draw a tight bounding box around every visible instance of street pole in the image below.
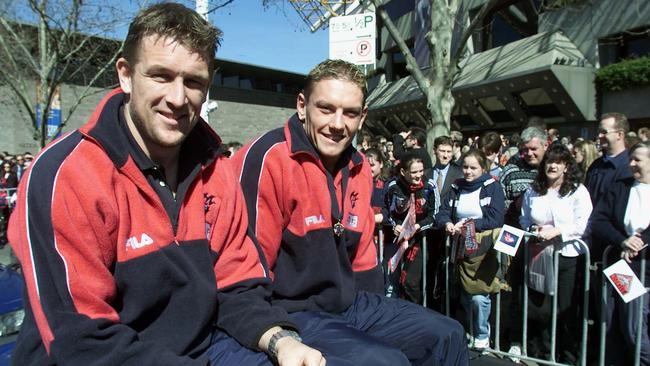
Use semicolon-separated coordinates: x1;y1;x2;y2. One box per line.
196;0;211;123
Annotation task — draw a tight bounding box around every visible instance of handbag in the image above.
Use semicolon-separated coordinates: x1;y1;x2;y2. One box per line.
526;237;561;295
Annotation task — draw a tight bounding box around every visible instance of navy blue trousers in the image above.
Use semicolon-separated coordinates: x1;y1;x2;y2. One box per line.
204;291;468;365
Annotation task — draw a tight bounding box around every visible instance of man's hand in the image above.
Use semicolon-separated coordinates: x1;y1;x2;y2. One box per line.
275;336;325;366
622;233;645;252
620;233;646;263
259;327;325;366
394;225;403;236
399;131;410;139
621;249;637;264
445;222;456;235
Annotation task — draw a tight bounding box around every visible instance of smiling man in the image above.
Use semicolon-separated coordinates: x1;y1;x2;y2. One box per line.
232;59;467;365
8;4;323;366
585;112;633;205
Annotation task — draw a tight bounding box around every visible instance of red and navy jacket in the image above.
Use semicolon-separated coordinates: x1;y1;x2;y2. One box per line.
384;176;440;232
231;115;384;314
8;89;293;365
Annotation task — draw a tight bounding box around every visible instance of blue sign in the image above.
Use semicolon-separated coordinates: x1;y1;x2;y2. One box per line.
36;103;61;140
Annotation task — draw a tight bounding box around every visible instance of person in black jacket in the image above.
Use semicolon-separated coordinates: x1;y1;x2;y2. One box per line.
591;141;650;366
0;161;17;246
426;136;463;310
392;127;433;171
384;153;439;304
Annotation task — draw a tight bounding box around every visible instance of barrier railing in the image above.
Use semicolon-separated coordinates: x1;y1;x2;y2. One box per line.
375;231;636;365
0;187;17;208
598;245;646;366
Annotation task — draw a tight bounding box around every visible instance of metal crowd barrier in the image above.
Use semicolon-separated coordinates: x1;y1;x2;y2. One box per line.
441;236;592;366
376;231;606;365
598;245;647;366
0;187;18;208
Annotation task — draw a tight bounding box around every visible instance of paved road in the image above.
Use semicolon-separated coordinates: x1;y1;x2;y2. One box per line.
470;351;521;365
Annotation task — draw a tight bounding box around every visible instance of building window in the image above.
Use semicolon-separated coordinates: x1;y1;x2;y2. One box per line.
599;26;650;67
472;2;537;52
390;50;410;80
384;0;413;20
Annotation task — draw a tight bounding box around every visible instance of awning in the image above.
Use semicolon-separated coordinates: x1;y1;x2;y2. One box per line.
366;31;596;132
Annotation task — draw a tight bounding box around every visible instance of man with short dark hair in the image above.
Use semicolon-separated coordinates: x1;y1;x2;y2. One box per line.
393;126;433;170
585;112;633;206
478;131;503;178
12;154;25;181
233;59;467;365
8;4;323;365
426;135;463;309
431;136;463;199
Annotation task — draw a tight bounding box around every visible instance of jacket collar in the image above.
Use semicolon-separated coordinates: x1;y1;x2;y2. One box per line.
284;113;364;170
603;149;629;167
79;88;224;170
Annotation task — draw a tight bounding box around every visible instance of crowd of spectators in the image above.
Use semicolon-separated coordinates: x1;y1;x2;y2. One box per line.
355;113;650;365
5;112;649;364
0;151;32;247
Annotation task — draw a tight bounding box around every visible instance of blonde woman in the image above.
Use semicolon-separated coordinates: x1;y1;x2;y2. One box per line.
572;140;598;180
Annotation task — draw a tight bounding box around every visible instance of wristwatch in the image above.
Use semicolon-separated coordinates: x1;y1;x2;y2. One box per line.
268;330;302;360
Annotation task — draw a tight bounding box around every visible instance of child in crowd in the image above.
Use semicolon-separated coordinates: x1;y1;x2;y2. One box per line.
384;153;438;303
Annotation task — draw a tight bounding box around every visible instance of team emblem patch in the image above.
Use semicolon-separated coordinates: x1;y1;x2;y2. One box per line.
350;191;359;208
347;214;358;228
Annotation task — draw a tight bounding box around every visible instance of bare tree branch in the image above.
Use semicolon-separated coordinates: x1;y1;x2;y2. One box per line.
371;0;431;100
206;0;237;15
366;0;517;152
449;0;501;78
0;0;131;147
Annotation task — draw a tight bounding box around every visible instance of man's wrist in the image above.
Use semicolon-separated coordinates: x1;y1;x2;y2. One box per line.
268;330;302;360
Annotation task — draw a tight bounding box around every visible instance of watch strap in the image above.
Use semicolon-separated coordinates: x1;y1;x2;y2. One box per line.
268;330;301;360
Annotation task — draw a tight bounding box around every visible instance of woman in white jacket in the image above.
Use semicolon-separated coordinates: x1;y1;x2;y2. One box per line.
519;143;592;364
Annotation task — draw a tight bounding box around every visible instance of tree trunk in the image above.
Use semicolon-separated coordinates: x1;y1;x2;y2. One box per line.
38;0;49;149
426;0;455;149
